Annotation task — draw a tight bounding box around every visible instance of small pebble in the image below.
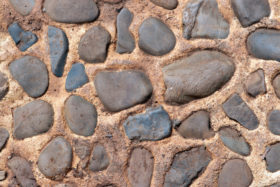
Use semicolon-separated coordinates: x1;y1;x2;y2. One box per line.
265;143;280;172
65;63;88;92
244;69;266;97
0;128;9;152
89;144;109;172
268;110;280;135
0;72;8;100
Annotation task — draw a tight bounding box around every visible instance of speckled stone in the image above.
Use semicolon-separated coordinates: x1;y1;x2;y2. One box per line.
0;72;8;100
268;110;280;135
0;128;9;152
150;0;178;10
89;144;109;172
65;63;89;92
9;0;35;16
265;143;280;172
244;69;266;97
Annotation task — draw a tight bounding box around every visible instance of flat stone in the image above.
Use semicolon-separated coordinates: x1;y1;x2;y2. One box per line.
8;156;38;187
38;137;72;179
78;26;111;63
138;17;176;56
265;143;280;172
123;106;171;141
9;56;49;98
247;29;280;62
73;139;90;160
150;0;178;10
0;170;6;181
94;70;153;112
231;0;270;27
104;0;122;3
183;0;229;39
0;128;9;152
127;147;154;187
271;183;280;187
0;72;8;100
89;144;109;172
9;0;35;16
244;69;266;97
8;22;38;52
219;127;251;156
44;0;99;23
222;93;259;130
163;50;235;104
48;26;69;77
65;63;89;92
218;159;253;187
116;8;135;54
177;110;214;139
64;95;97;136
273;74;280;99
164;146;212;187
268;110;280;135
13;100;54;139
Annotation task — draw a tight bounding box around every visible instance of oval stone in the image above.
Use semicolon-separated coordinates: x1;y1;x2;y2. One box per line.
265;143;280;172
89;144;109;172
244;69;266;97
150;0;178;10
0;128;9;152
272;74;280;99
9;0;35;16
268;110;280;135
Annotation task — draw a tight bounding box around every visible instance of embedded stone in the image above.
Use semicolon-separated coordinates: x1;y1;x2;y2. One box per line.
273;74;280;99
64;95;97;137
127;147;154;187
218;159;253;187
244;69;266;97
9;0;35;16
177;110;214;139
65;63;89;92
13;100;54;139
231;0;270;27
219;127;251;156
150;0;178;10
183;0;229;39
268;110;280;135
0;128;9;152
0;171;6;181
38;137;72;179
48;26;69;77
9;56;49;98
44;0;99;23
163;50;235;104
94;70;153;112
138;17;176;56
266;143;280;172
78;26;111;63
164;146;212;187
89;144;109;172
73;139;90;160
271;183;280;187
0;72;8;100
123;106;171;141
116;8;135;54
222;93;259;130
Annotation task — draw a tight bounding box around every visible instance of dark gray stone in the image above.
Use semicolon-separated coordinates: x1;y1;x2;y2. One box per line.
266;143;280;172
150;0;178;10
89;144;109;172
64;95;97;137
219;127;251;156
9;56;49;98
94;70;153;112
44;0;99;23
163;50;235;104
78;26;111;63
8;156;38;187
231;0;270;27
0;72;8;100
0;128;9;152
268;110;280;135
244;69;266;97
218;159;253;187
127;147;154;187
48;26;69;77
38;136;72;179
273;74;280;99
247;29;280;62
164;146;212;187
138;17;176;56
222;93;259;130
8;22;38;52
123;106;171;141
9;0;35;16
177;110;214;139
183;0;229;39
65;63;89;92
116;8;135;54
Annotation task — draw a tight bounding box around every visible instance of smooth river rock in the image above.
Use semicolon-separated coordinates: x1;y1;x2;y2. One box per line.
150;0;178;10
244;69;266;97
89;144;109;172
0;128;9;152
273;74;280;99
268;110;280;135
265;143;280;172
9;0;35;16
65;63;89;92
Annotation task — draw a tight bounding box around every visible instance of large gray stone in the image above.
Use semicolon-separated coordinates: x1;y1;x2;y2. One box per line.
150;0;178;10
265;143;280;172
9;0;35;16
0;72;8;100
0;128;9;152
89;144;109;172
268;110;280;135
244;69;266;97
163;50;235;104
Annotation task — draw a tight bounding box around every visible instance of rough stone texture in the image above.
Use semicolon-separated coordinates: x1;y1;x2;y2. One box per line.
0;72;8;100
247;29;280;62
231;0;271;27
273;74;280;99
0;170;6;181
73;139;90;160
265;143;280;172
138;17;176;56
223;93;259;130
65;63;89;92
9;56;49;98
219;127;251;156
89;144;109;172
268;110;280;135
177;110;214;139
127;147;154;187
94;70;153;112
150;0;178;10
64;95;97;137
38;137;72;179
164;146;212;187
0;128;9;152
123;106;171;141
7;156;38;187
163;50;235;104
218;159;253;187
9;0;35;16
244;69;266;97
44;0;99;23
78;26;111;63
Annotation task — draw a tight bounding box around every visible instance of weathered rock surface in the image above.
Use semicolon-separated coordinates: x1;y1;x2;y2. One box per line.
222;93;259;130
94;70;153;112
265;143;280;172
64;95;97;136
273;74;280;99
9;0;35;16
163;50;235;104
0;128;9;152
244;69;266;97
271;183;280;187
89;144;109;172
123;106;171;141
0;72;8;100
268;110;280;135
150;0;178;10
0;170;6;181
127;147;154;187
65;63;89;92
138;17;176;56
73;139;90;160
164;146;212;187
